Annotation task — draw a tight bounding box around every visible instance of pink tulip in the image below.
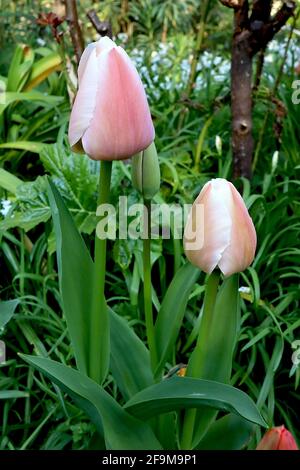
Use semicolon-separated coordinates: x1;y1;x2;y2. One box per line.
68;36;155;161
184;178;256;276
257;426;298;450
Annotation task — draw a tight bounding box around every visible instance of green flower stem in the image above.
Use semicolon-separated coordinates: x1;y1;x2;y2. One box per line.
181;270;220;450
143;198;157;372
89;160;112;384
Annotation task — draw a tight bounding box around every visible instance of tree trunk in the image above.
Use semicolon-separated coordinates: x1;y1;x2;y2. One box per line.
231;28;253;178
219;0;296;178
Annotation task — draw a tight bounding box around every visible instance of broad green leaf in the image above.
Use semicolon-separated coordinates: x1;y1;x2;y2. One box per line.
188;275;239;381
0;176;51;232
40;144;98;212
47;179;92;375
124;376;266;427
7;45;34;92
48;179;109;384
0;390;29;399
188;274;240;446
21;355;162;450
0;168;22;193
196;414;254;450
109;308;153;400
40;144;98;236
154;262;200;377
0;91;63;114
0;141;47;153
0;299;19;329
24;52;62;90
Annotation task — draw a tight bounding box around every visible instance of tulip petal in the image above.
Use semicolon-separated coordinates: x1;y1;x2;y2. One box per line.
257;426;298;450
218;182;257;277
81;45;155;160
68;47;99;150
184;180;232;274
78;37;116;85
77;42;96;85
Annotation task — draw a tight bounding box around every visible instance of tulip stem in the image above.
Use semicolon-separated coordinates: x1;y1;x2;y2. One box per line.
143;198;157;372
181;271;220;450
89;160;112;384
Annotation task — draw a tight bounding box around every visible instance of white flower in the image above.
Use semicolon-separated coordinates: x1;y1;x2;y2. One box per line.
0;200;12;216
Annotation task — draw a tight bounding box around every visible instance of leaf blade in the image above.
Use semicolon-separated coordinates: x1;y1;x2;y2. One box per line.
20;355;162;450
124;376;266;428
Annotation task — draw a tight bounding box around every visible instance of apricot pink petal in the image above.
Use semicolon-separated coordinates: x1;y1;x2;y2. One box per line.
184;180;232;274
68;37;154;161
82;47;154;160
218;181;257;276
184;178;257;276
257;426;298;450
68;47;99;152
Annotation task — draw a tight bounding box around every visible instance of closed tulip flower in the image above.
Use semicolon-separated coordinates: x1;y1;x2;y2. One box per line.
68;36;155;161
257;426;298;450
184;178;256;276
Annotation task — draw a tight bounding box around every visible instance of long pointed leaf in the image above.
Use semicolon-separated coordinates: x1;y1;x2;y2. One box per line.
196;414;255;450
109;308;153;400
189;274;240;446
21;355;162;450
124;376;266;427
154;263;200;376
47;179;93;375
0;299;19;329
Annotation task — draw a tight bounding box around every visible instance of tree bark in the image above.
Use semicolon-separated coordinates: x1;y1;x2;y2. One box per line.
231;28;253;178
64;0;84;64
219;0;296;178
87;9;113;38
231;2;253;178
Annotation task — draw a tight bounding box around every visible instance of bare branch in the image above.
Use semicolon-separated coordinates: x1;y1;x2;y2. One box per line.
234;0;249;32
87;9;112;39
250;1;296;54
250;0;272;23
219;0;242;9
64;0;84;63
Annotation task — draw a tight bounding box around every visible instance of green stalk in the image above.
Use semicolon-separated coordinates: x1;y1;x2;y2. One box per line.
181;271;220;450
143;198;157;372
89;160;112;384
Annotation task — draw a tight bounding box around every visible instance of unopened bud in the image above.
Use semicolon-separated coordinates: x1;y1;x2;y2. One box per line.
131;142;160;200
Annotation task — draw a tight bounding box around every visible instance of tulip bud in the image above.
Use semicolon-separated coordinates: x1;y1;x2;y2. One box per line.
184;178;256;276
257;426;298;450
131;142;160;200
68;36;154;161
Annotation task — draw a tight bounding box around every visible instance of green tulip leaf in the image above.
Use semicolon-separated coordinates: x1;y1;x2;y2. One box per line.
109;308;153;400
188;274;240;447
20;355;162;450
196;413;255;450
47;178;92;375
154;263;200;377
124;376;266;428
0;299;19;329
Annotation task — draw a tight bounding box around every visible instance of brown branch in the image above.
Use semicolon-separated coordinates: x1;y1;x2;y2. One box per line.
234;0;249;31
64;0;84;63
87;9;112;39
253;46;266;92
250;1;296;55
219;0;242;9
250;0;272;23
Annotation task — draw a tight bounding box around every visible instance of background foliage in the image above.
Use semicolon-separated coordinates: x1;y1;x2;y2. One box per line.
0;0;300;449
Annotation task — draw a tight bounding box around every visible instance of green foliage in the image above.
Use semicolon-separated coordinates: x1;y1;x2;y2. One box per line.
0;0;300;451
